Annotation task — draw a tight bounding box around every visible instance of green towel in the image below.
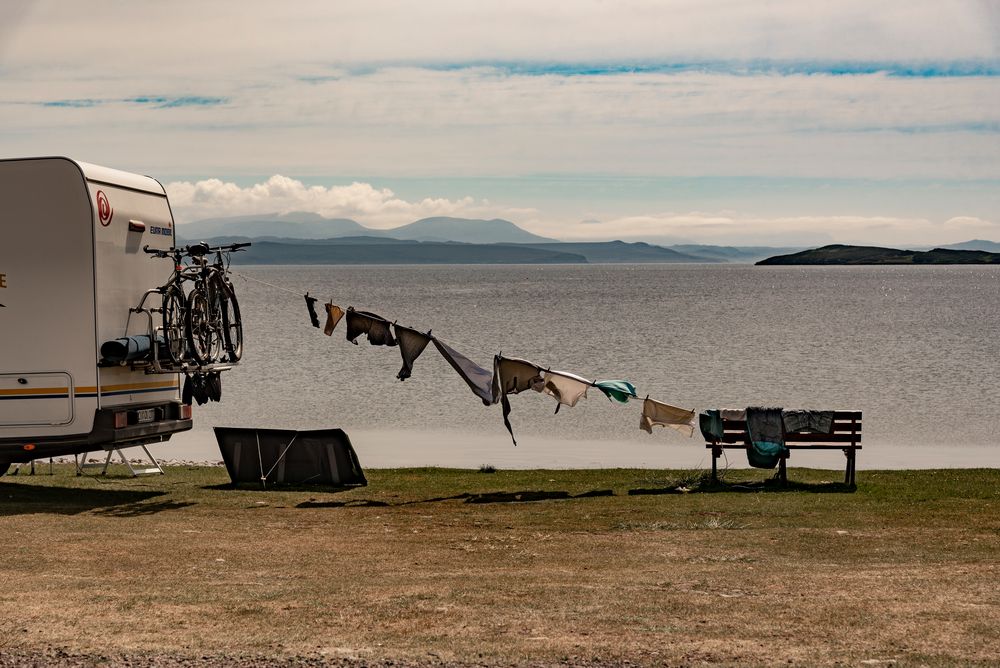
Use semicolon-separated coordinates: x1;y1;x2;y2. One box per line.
745;407;788;469
594;380;638;404
699;409;723;442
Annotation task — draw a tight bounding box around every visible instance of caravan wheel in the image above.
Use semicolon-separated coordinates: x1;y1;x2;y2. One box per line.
0;462;10;477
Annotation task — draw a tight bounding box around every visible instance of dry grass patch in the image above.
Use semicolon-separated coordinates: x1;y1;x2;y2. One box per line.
0;465;998;666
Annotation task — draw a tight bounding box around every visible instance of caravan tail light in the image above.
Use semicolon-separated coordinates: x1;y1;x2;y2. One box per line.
180;404;192;420
114;411;128;429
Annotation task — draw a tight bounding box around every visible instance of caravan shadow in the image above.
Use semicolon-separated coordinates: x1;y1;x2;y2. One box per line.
202;482;367;493
0;483;171;517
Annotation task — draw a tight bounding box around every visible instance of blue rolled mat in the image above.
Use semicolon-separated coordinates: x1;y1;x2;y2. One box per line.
100;335;156;363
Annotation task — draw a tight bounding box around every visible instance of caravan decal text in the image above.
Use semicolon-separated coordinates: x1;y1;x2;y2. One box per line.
0;270;6;307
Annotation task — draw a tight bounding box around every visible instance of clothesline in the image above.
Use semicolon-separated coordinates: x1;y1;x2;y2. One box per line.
310;295;700;446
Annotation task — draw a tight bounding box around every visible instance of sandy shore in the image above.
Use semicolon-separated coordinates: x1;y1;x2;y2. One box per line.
141;428;1000;470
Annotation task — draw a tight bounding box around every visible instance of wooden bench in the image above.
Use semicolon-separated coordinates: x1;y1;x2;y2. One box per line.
704;410;862;486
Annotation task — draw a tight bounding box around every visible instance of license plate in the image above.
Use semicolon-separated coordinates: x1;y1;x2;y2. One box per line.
135;408;157;424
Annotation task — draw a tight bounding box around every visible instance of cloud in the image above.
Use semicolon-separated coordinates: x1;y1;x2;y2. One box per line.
4;1;998;70
165;175;528;226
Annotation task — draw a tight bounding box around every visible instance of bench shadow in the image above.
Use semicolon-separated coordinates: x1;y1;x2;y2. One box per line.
630;478;856;495
0;482;176;517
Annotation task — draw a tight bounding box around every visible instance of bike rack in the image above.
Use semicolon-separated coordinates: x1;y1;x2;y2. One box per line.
104;288;237;375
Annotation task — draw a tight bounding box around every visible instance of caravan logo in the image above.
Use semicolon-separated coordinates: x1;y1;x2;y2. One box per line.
96;190;114;226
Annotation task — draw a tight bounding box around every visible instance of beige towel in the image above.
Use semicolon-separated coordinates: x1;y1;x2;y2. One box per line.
539;370;590;408
640;398;696;437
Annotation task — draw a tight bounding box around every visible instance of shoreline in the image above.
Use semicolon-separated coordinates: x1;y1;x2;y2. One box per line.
139;428;1000;470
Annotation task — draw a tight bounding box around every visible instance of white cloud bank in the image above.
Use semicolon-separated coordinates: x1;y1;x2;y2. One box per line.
166;175;533;228
168;175;998;246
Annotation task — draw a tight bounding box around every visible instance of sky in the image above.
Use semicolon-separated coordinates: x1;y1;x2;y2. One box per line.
2;1;999;246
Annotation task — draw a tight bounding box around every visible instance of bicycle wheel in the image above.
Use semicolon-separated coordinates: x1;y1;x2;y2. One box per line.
186;286;223;364
212;275;243;363
161;284;187;364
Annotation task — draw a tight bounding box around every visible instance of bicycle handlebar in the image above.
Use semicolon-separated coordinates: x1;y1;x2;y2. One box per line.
143;241;251;259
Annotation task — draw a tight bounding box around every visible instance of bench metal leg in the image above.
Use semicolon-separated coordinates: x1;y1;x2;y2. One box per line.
778;457;787;484
844;448;857;487
711;446;719;482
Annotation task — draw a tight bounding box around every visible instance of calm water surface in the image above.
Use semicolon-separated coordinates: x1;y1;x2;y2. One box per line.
163;264;1000;466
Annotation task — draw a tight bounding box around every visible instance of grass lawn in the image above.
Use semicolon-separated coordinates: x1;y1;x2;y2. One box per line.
1;465;998;667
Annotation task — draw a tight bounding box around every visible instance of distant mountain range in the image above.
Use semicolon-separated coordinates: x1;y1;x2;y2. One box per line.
934;239;1000;253
178;213;553;244
176;212;999;265
758;244;1000;265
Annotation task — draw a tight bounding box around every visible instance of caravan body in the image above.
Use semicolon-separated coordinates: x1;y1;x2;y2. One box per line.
0;157;191;470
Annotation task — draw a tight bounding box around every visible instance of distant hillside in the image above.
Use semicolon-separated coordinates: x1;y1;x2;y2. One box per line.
936;239;1000;253
385;217;555;244
226;240;587;265
671;244;804;263
511;241;715;263
757;244;1000;265
177;212;373;241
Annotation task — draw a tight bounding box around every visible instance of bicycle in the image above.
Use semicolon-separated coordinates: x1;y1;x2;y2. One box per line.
182;242;250;365
142;242;249;366
141;245;197;365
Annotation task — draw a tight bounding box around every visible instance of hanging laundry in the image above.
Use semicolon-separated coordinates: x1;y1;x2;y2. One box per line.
540;369;591;413
345;308;398;347
432;338;495;405
594;379;637;404
745;406;788;469
639;398;696;437
323;303;345;336
492;356;545;398
699;409;724;442
304;294;320;328
720;408;747;421
393;324;432;381
492;356;545;445
782;409;834;434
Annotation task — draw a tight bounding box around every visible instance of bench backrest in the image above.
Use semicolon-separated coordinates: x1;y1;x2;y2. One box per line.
713;410;862;447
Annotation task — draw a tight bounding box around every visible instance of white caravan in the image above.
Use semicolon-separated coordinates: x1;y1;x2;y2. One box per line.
0;157;192;473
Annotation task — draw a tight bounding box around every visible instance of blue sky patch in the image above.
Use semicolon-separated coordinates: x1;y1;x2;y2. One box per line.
362;59;1000;79
127;96;228;108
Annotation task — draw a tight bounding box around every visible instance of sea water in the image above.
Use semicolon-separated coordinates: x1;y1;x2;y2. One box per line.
153;264;1000;469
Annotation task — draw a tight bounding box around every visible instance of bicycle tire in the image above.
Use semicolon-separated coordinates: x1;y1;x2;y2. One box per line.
161;283;188;365
211;275;243;363
186;286;223;365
